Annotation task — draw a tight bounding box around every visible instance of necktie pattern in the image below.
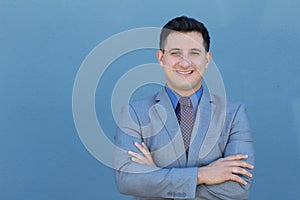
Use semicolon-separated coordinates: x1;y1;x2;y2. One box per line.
176;97;195;155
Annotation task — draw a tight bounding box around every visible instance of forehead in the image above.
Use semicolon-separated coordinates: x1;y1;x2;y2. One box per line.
165;31;205;50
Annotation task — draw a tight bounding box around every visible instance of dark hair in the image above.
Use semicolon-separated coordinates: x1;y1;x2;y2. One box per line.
159;16;210;51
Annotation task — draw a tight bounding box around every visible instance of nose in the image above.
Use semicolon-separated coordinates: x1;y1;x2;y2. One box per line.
179;55;192;68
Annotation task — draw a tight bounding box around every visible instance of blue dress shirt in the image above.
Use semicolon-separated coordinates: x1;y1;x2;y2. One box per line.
165;85;203;117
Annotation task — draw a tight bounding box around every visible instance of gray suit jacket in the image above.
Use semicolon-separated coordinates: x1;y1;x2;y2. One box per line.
114;87;254;200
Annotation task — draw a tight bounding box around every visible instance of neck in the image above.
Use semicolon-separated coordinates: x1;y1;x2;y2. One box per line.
167;84;202;97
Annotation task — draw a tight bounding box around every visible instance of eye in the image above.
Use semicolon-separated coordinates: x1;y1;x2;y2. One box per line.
190;51;201;55
169;51;182;56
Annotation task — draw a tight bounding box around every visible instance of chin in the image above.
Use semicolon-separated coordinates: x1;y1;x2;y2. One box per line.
175;85;197;92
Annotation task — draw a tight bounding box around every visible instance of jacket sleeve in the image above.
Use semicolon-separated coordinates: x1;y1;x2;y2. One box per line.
196;104;255;200
113;104;198;199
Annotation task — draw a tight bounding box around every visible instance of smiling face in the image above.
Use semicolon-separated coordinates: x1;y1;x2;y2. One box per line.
157;31;212;96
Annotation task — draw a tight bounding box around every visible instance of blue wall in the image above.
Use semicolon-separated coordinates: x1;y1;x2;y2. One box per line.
1;0;300;199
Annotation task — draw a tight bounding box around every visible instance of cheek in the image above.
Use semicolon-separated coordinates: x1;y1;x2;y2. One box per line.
194;61;208;72
163;66;174;78
162;58;178;68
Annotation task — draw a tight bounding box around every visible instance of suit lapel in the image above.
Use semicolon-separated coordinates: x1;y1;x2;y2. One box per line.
153;88;187;167
198;92;226;159
152;87;225;167
187;89;215;166
187;88;226;164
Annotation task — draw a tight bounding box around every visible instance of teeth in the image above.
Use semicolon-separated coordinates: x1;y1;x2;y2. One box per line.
178;71;192;74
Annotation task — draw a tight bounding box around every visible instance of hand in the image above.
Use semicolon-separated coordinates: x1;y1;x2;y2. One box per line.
128;142;157;167
197;154;254;185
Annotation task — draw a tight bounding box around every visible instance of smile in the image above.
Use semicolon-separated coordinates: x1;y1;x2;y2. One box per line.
176;70;194;75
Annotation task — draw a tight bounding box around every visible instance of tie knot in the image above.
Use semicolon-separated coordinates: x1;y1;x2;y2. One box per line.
179;97;192;107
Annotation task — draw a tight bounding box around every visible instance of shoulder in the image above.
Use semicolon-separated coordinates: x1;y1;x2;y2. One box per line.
208;93;250;129
127;91;163;119
209;93;247;114
129;93;158;109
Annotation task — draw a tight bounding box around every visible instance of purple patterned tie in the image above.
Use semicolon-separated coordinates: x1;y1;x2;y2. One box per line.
177;97;195;154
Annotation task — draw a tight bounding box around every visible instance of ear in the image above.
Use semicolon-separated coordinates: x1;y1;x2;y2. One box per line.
156;50;164;67
205;52;212;69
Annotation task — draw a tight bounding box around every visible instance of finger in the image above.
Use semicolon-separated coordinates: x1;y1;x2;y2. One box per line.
229;161;254;170
142;142;150;151
141;143;153;160
224;154;248;161
134;142;150;155
139;142;151;155
229;174;248;185
128;150;145;160
231;167;253;178
128;151;149;164
131;157;146;165
134;142;143;151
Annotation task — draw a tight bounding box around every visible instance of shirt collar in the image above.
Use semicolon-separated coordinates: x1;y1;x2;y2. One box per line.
165;85;203;110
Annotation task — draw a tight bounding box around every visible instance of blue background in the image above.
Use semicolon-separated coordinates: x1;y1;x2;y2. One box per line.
1;0;300;199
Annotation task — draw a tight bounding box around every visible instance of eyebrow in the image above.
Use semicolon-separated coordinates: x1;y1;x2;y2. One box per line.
168;48;203;52
168;48;181;51
190;48;203;52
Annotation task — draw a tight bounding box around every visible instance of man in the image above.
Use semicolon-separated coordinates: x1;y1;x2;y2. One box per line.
114;16;254;200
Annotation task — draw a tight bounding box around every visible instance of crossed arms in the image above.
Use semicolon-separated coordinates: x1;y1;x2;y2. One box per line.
114;103;254;199
129;142;253;186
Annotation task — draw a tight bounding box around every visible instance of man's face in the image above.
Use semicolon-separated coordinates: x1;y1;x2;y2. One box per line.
157;31;212;96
